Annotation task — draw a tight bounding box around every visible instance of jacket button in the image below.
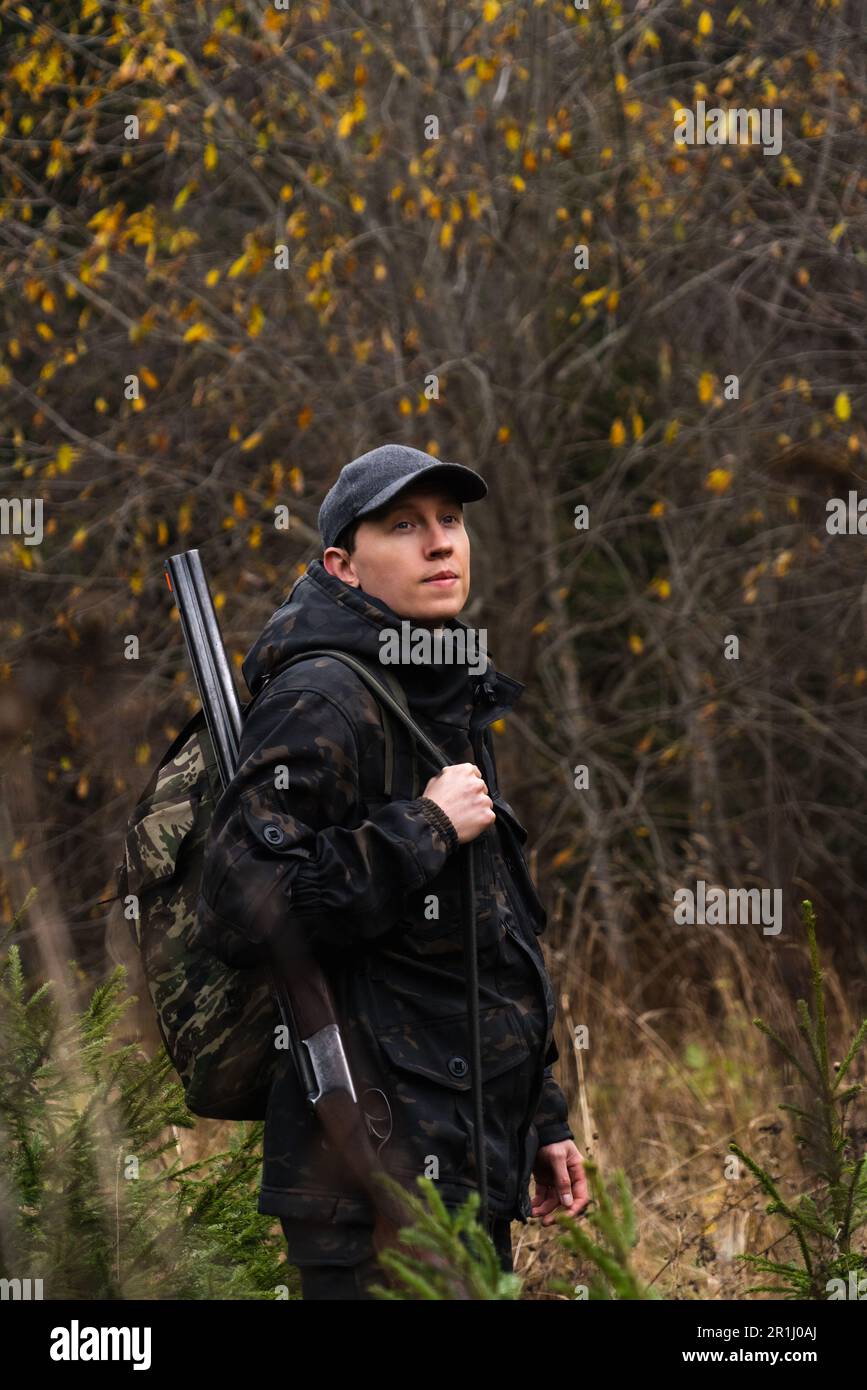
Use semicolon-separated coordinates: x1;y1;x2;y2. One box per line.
263;824;285;846
447;1056;469;1079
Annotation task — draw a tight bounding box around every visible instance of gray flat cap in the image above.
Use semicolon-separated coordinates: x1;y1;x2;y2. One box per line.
318;444;487;552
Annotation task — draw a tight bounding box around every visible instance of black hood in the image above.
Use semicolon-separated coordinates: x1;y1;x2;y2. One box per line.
242;558;525;734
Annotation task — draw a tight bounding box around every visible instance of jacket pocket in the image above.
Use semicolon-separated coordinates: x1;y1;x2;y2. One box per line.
374;1004;534;1200
375;1003;530;1090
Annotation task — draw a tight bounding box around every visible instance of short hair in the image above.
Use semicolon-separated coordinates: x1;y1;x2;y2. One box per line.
333;518;360;555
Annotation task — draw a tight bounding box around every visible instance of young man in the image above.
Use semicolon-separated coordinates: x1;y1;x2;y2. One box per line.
196;444;588;1300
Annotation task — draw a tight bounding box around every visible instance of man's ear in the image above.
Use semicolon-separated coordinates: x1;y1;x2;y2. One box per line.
323;547;359;584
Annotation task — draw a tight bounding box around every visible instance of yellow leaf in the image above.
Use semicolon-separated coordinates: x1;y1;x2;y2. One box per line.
697;372;715;404
337;111;355;138
56;444;77;472
705;468;733;495
774;549;793;578
649;500;666;518
183;323;211;343
628;633;644;655
247;304;265;337
350;192;366;213
698;10;713;36
297;406;313;430
581;286;608;308
228;252;248;278
834;392;851;422
490;718;506;734
632;413;644;440
664;419;680;444
650;577;671;599
829;221;847;245
204;143;218;170
240;432;262;452
610;418;626;446
483;0;501;19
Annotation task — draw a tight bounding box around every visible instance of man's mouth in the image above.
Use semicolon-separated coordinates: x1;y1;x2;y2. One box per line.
423;572;458;586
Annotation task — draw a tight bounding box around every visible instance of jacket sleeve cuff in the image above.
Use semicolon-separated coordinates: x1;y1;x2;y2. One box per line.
532;1067;574;1148
415;797;460;856
536;1121;575;1148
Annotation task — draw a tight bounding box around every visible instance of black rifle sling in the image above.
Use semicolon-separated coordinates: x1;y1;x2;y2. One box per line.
253;648;448;788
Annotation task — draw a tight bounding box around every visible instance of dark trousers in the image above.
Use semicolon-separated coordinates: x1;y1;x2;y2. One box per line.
283;1213;514;1301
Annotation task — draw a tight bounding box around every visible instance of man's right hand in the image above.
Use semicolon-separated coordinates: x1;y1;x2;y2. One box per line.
421;763;496;844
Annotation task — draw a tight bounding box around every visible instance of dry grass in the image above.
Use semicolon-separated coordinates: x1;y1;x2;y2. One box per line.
516;920;866;1300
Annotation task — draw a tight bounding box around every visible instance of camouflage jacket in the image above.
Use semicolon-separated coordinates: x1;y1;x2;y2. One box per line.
195;559;574;1254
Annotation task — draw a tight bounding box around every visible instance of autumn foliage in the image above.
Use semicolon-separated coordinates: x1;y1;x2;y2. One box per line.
1;0;866;1296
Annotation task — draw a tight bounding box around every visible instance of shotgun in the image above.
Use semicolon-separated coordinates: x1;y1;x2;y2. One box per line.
164;549;419;1256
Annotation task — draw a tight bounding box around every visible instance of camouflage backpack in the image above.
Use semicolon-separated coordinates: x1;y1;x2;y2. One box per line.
118;654;419;1121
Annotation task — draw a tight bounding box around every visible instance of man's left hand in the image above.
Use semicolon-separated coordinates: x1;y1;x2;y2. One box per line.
531;1140;590;1225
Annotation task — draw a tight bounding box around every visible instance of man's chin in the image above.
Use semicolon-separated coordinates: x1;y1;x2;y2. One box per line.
405;598;464;625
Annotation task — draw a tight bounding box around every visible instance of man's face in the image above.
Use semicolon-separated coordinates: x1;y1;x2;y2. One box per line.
322;485;470;626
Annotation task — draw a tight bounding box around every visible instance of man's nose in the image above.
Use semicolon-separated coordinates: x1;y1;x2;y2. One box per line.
426;524;454;550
